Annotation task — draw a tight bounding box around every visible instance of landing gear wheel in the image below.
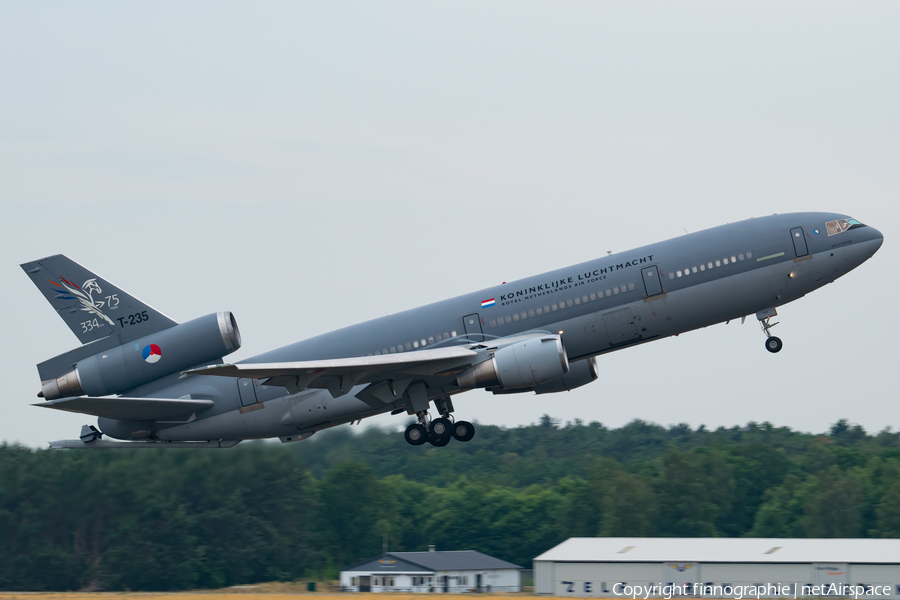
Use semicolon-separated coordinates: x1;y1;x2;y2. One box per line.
429;418;452;442
428;433;451;447
765;336;783;353
452;420;475;442
405;423;428;445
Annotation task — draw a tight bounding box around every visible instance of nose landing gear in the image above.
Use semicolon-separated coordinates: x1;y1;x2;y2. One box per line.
403;397;476;446
757;307;783;353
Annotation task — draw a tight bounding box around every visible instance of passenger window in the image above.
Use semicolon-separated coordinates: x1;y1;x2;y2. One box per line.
428;336;434;344
715;260;721;267
575;297;581;305
677;270;682;277
746;251;752;259
731;255;737;262
567;299;574;307
590;292;596;301
683;268;690;276
620;285;627;293
513;313;519;321
529;309;535;317
628;282;634;291
536;308;542;315
413;341;419;348
723;258;729;265
583;295;589;302
551;303;558;311
692;267;698;273
436;334;442;341
520;311;527;319
444;332;450;339
374;351;380;355
707;262;713;269
613;287;619;294
405;342;412;350
383;348;389;355
390;347;396;353
668;273;674;279
738;253;744;261
699;264;705;271
451;331;457;337
606;289;612;296
490;319;496;327
544;305;550;313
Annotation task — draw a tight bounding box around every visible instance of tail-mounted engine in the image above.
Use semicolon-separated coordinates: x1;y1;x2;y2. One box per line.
39;312;241;400
457;334;569;391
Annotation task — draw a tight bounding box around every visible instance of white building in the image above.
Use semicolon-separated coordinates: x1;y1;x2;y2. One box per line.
534;538;900;598
341;548;522;593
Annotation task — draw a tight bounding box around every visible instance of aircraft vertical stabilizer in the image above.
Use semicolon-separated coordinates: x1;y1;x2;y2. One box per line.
21;254;177;345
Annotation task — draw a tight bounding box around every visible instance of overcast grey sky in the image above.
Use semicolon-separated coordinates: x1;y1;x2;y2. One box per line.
1;1;898;447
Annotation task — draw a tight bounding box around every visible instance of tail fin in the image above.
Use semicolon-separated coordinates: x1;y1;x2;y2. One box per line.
21;254;177;345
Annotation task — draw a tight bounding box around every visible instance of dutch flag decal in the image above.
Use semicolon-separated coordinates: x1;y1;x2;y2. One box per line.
142;344;162;364
481;298;495;308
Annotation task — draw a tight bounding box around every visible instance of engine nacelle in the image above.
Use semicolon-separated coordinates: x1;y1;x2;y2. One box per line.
457;334;569;390
492;356;598;395
40;312;241;400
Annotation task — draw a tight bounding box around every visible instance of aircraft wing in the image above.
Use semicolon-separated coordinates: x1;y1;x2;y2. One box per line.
35;396;214;421
183;345;480;398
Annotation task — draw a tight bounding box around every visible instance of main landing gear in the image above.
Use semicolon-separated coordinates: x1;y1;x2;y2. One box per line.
404;398;475;447
757;307;783;353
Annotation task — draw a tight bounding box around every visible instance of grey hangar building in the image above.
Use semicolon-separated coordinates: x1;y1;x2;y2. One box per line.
534;538;900;598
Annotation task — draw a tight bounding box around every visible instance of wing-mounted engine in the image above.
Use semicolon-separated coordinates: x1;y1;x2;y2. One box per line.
490;356;598;395
456;334;569;391
39;312;241;400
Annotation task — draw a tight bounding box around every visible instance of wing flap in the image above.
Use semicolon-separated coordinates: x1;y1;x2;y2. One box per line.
35;397;214;421
183;346;478;394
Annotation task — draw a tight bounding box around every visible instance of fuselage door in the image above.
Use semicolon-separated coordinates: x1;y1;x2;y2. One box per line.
642;266;664;296
238;378;258;407
462;313;484;342
791;227;809;257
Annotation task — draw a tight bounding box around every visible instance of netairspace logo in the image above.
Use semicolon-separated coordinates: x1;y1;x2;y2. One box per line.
612;583;894;600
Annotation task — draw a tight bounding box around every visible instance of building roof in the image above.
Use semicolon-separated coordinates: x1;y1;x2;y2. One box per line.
391;550;522;571
342;550;522;573
534;538;900;565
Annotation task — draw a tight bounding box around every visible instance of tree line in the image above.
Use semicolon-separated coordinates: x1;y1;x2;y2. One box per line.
1;417;899;591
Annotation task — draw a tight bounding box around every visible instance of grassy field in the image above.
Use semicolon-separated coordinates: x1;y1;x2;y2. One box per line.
0;595;536;600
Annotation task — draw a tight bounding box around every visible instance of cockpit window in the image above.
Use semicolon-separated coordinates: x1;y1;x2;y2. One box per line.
825;218;865;236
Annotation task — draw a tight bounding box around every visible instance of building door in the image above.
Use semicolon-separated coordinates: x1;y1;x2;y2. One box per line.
359;576;371;592
462;313;484;342
476;573;483;593
812;563;848;595
642;266;664;296
237;378;258;407
791;227;809;257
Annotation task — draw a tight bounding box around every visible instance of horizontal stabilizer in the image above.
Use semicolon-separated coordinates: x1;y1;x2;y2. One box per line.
35;396;214;421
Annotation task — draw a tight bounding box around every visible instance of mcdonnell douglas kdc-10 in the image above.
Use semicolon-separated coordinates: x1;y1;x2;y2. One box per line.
23;212;882;448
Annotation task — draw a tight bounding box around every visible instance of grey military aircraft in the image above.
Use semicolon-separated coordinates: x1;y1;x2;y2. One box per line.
23;212;882;449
